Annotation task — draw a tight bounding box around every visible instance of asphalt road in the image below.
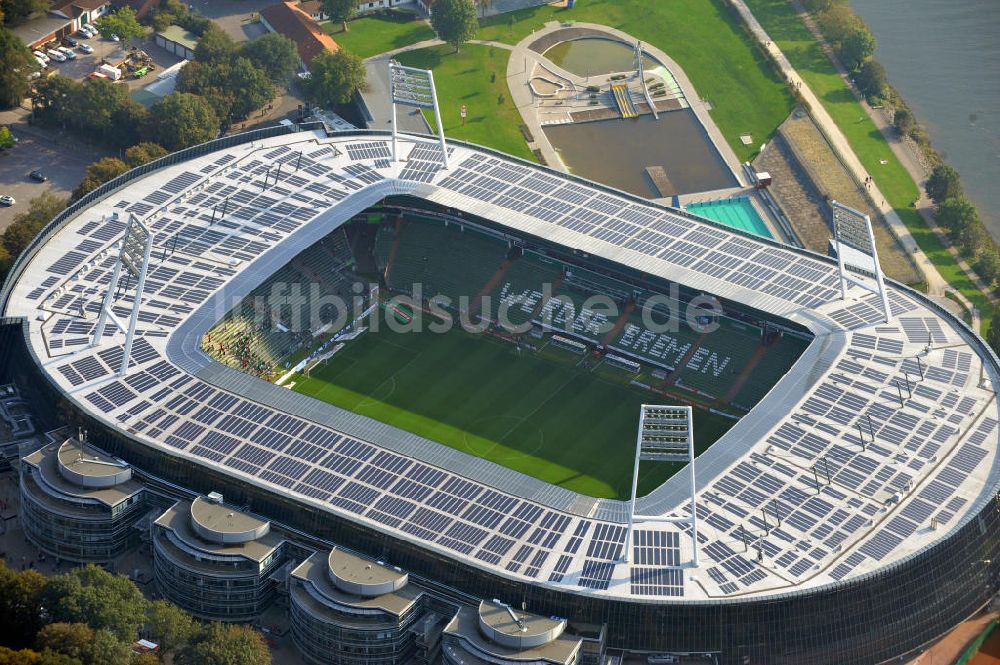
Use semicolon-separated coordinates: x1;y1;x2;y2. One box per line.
188;0;273;42
0;129;95;232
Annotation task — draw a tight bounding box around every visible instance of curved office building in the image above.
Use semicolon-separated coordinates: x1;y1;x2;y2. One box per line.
442;601;582;665
19;437;144;563
152;495;286;621
289;549;427;665
1;125;998;664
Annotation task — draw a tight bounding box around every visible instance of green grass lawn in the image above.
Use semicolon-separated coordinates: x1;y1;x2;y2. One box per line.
325;14;436;59
477;0;794;163
396;44;537;162
742;0;990;331
292;326;734;499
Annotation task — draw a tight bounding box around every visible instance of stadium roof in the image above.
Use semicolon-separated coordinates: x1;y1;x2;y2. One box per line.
4;129;997;603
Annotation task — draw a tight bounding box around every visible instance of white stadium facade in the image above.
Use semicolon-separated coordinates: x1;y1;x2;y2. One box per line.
1;124;997;665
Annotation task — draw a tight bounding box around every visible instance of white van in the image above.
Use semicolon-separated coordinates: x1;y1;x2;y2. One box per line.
46;49;66;62
58;46;77;60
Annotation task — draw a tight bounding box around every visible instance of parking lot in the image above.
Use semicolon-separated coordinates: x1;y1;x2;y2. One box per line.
35;33;126;80
0;125;98;232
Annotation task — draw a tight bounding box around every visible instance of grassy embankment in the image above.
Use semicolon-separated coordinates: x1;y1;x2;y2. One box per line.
366;0;795;164
743;0;990;332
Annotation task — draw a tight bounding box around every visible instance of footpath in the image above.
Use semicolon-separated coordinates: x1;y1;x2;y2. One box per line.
790;0;995;323
726;0;954;299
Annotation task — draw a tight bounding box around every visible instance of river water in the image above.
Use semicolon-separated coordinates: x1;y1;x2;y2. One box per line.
850;0;1000;238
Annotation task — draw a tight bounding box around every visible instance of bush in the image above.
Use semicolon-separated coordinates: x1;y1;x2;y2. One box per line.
893;107;915;138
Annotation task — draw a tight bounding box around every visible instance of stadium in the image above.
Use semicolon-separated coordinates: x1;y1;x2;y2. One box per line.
0;123;997;664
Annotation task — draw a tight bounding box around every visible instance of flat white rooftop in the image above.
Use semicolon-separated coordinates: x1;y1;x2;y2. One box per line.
4;130;997;603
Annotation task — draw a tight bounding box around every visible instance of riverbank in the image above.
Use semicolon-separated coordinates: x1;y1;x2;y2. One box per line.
740;0;992;332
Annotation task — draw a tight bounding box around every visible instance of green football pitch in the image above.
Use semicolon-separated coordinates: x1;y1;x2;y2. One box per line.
292;326;735;499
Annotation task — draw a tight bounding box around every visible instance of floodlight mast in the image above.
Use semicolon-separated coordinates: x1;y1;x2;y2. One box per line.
388;60;449;169
625;405;699;566
832;200;891;323
90;213;153;377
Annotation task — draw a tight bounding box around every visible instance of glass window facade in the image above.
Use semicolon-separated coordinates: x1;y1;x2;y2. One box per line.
289;578;422;665
151;526;282;622
18;464;145;563
3;290;998;664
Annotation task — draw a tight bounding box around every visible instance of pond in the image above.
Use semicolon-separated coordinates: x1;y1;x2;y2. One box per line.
543;111;738;198
543;37;658;77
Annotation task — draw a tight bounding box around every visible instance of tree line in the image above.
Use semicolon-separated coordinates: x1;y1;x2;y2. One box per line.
0;560;270;665
803;0;1000;347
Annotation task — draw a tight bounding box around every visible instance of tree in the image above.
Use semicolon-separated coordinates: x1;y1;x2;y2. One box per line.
35;624;93;664
303;49;366;106
150;92;219;150
975;250;1000;288
935;196;978;235
0;562;47;649
0;647;41;665
82;630;129;665
840;27;875;70
94;7;144;47
108;99;151;148
176;10;211;36
241;33;299;84
0;27;36;108
130;655;158;665
0;0;47;26
802;0;842;11
195;23;237;63
124;142;168;167
146;600;195;654
41;565;149;643
149;0;187;32
76;78;128;139
323;0;356;32
893;107;915;137
226;57;275;121
72;157;129;199
957;220;990;258
987;303;1000;357
855;59;887;99
816;4;862;44
175;624;270;665
0;125;14;150
926;164;963;204
430;0;478;53
32;76;84;128
176;60;235;121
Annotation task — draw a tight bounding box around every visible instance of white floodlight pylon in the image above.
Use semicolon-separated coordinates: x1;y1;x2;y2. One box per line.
90;213;153;377
832;200;891;323
625;405;699;566
388;60;449;169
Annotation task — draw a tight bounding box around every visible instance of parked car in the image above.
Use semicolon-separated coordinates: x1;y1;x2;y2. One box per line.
109;34;120;42
29;170;47;182
78;43;93;54
0;196;15;206
32;50;49;63
62;36;78;47
58;46;76;60
33;56;47;69
46;49;66;63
